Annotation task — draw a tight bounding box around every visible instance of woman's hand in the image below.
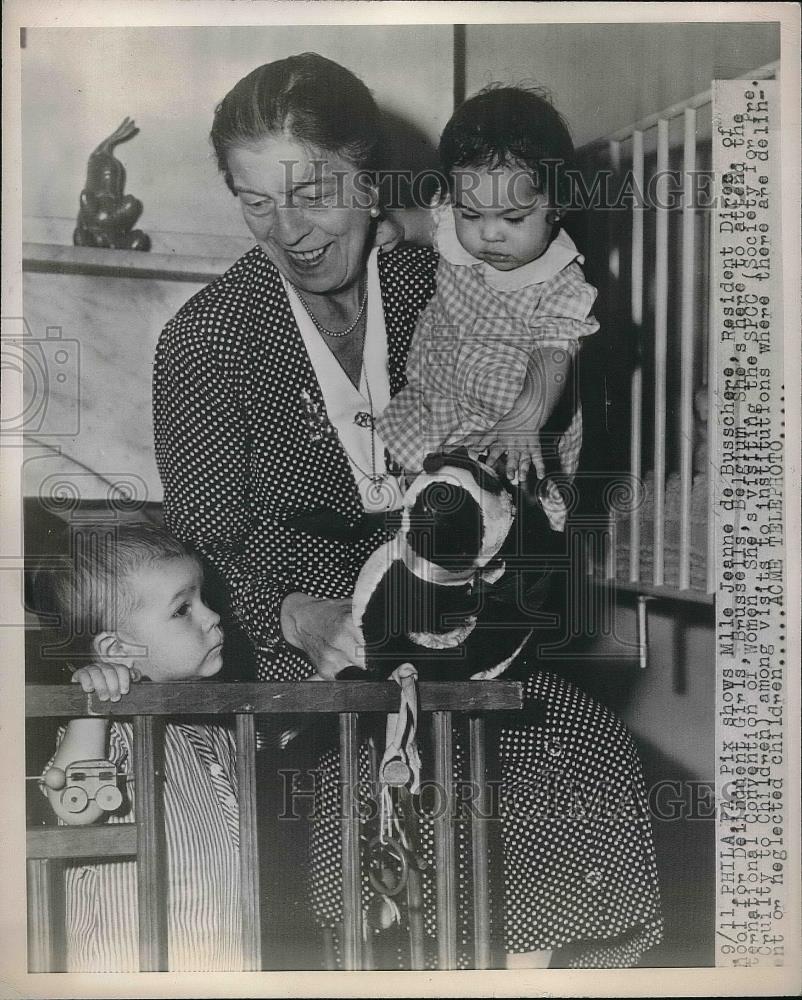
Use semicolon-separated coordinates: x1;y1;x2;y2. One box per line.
71;663;142;702
280;594;366;679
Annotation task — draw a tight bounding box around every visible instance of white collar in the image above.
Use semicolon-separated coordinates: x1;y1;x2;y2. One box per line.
281;250;403;514
433;200;584;291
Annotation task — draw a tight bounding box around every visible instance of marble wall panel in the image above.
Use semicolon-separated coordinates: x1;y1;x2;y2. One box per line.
22;270;208;502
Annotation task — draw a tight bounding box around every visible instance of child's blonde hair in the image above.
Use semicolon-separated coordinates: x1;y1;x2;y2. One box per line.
33;520;193;661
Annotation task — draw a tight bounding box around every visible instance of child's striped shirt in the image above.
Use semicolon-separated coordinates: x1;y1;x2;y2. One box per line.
50;721;242;971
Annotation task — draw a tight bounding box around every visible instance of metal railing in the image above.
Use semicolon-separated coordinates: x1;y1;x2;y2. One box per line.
577;61;779;602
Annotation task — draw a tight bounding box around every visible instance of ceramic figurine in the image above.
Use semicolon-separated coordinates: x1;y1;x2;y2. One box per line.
74;117;150;251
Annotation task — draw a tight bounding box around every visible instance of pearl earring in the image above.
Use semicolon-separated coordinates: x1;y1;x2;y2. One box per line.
546;210;562;226
370;205;381;219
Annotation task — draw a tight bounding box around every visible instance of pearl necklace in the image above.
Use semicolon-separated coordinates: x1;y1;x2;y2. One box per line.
291;278;394;501
292;280;368;338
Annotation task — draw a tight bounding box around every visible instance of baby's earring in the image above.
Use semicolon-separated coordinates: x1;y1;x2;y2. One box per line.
370;204;381;219
546;210;562;226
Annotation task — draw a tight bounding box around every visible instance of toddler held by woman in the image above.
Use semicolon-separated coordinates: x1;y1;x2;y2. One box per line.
379;84;598;533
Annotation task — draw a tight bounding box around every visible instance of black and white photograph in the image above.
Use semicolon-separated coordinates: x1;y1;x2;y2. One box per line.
1;2;799;996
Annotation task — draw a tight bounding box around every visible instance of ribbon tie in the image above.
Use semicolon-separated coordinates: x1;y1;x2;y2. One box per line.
378;663;421;844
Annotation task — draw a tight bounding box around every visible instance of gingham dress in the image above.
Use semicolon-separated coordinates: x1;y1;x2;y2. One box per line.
48;722;242;972
153;245;662;966
376;215;598;532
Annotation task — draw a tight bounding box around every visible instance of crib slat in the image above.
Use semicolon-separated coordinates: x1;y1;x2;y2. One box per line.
653;117;669;586
133;714;167;971
236;714;262;970
339;712;362;970
469;716;490;969
678;107;697;590
606;139;622;581
637;595;651;671
406;869;426;969
399;786;426;970
433;711;457;969
27;858;54;972
322;927;337;970
607;140;621;294
629;129;645;583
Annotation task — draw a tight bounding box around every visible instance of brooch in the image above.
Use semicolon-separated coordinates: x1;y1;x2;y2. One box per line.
354;411;375;429
300;389;337;443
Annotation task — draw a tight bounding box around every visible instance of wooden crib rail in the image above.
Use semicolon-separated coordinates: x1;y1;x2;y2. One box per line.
26;680;523;972
26;680;523;717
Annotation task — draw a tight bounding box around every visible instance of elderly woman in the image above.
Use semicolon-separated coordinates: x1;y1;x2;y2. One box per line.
153;52;662;968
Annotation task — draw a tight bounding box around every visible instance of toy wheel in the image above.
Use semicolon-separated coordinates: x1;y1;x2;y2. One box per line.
61;786;89;813
95;784;123;812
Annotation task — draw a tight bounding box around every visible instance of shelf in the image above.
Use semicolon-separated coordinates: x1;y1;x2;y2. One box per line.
22;242;237;284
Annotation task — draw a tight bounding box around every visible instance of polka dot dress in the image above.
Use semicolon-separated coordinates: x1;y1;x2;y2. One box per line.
153;245;663;967
309;664;662;968
153;244;432;681
497;666;663;965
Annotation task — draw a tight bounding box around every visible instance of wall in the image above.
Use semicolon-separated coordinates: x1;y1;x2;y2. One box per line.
551;601;715;778
21;22;781;244
22;266;206;503
21;24;453;248
464;21;780;148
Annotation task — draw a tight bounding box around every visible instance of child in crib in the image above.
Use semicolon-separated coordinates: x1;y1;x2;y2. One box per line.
378;85;598;533
37;521;242;972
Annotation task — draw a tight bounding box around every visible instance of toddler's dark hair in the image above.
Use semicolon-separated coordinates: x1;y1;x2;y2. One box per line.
32;520;193;662
439;84;575;207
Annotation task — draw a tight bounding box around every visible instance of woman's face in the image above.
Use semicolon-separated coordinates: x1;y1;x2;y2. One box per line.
227;133;375;296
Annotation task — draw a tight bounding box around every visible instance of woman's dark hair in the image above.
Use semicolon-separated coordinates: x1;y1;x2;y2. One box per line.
438;84;575;207
211;52;383;194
